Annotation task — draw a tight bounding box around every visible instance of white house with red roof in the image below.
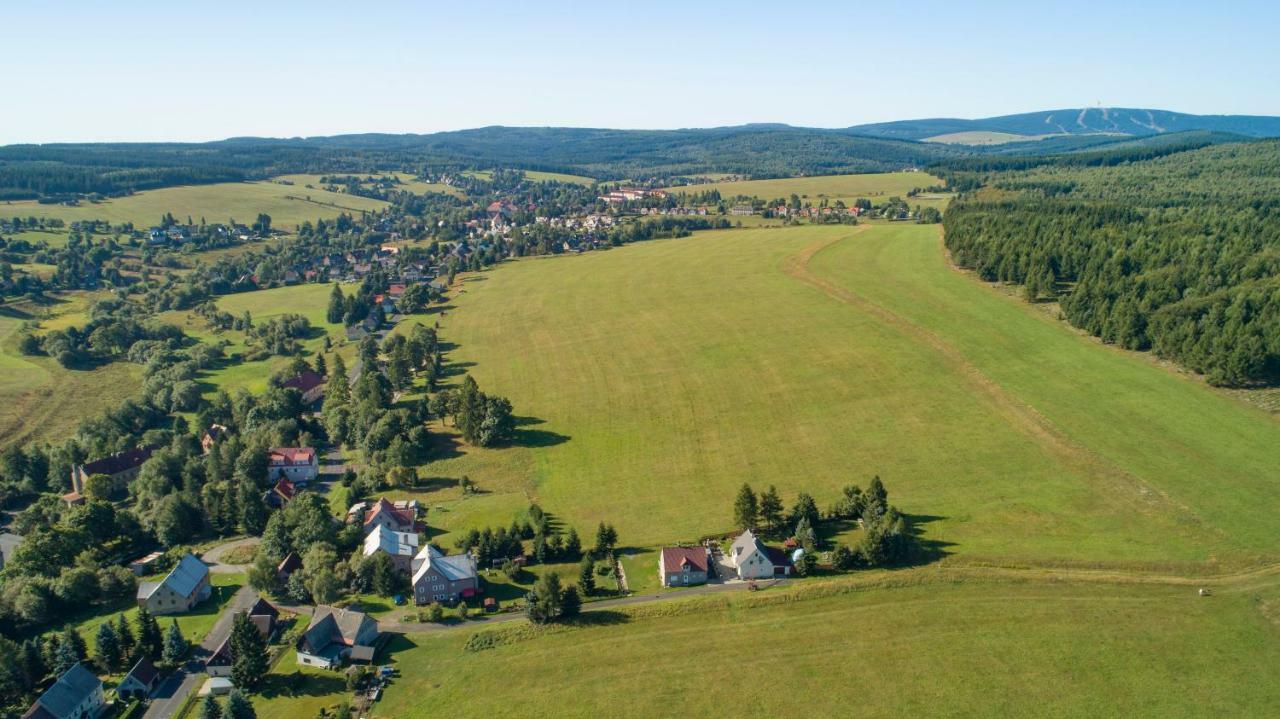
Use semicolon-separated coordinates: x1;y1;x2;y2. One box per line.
281;371;325;405
267;447;318;484
363;498;419;533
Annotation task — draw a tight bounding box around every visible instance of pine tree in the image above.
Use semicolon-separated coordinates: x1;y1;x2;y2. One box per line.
578;556;596;596
229;612;268;691
95;621;122;672
759;485;784;533
62;626;87;663
53;635;80;675
198;693;223;719
733;483;758;530
224;688;257;719
163;619;188;665
560;585;581;619
326;354;350;404
116;614;135;660
564;527;582;561
136;608;163;660
326;284;345;325
313;353;326;377
20;638;46;684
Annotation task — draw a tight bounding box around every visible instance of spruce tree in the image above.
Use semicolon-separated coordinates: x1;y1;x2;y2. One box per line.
229;612;268;691
326;283;345;325
95;621;122;672
578;556;596;596
136;608;163;660
198;693;223;719
733;483;758;530
115;614;135;661
224;688;257;719
759;485;784;533
162;619;188;666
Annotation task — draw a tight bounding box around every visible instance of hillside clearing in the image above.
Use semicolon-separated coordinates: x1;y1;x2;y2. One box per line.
667;172;951;209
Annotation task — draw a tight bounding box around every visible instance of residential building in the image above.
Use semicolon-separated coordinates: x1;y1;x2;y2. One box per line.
136;553;211;615
659;546;710;587
276;552;302;583
411;545;478;604
296;606;380;669
363;525;420;573
116;658;160;701
363;498;419;534
281;371;325;405
200;424;228;454
70;445;157;496
265;478;297;509
728;529;791;580
267;447;318;484
23;663;104;719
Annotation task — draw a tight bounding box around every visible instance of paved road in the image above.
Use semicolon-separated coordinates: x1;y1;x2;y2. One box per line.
143;585;258;719
201;537;260;574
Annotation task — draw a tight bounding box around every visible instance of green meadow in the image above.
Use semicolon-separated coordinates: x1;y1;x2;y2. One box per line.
409;222;1278;570
464;169;597;185
0;180;386;230
0;295;142;449
668;171;953;209
366;576;1280;719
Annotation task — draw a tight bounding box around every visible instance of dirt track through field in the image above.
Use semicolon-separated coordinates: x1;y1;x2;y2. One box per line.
778;226;1212;535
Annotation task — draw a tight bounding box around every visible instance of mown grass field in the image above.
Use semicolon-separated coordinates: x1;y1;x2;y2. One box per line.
0;295;142;449
159;283;355;397
464;169;596;185
0;180;387;230
668;171;953;209
365;576;1280;718
413;222;1279;569
273;172;464;198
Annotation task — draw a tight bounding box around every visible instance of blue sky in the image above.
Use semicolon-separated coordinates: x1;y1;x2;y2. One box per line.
3;0;1278;143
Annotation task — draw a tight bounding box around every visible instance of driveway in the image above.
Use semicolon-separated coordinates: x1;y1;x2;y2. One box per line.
143;585;258;719
201;538;259;574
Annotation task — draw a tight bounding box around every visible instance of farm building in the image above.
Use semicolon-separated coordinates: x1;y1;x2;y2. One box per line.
363;525;420;573
136;553;211;615
24;663;104;719
267;447;318;484
412;544;478;604
297;606;380;669
70;444;157;496
658;546;710;587
281;370;326;405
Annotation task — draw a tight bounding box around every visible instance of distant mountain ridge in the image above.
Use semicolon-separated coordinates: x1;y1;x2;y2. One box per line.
847;108;1280;143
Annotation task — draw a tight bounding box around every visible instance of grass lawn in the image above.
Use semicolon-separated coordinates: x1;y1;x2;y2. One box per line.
667;171;953;210
251;650;351;719
273;172;464;198
0;180;387;231
464;169;596;186
362;576;1280;718
416;222;1279;569
158;282;357;398
0;296;143;449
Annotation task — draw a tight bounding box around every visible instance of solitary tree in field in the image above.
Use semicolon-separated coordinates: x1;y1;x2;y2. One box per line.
734;483;758;530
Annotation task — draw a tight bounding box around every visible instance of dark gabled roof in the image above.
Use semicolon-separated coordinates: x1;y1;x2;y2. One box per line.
123;657;160;686
277;552;302;574
80;445;157;476
661;546;709;573
207;637;232;668
34;663;100;717
248;597;279;619
281;371;324;394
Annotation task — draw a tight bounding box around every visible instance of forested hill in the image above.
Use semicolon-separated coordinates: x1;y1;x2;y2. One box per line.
0;126;966;200
943;140;1280;387
850;108;1280;142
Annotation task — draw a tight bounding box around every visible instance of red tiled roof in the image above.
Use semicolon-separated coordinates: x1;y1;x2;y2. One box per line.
363;498;414;528
273;479;297;500
268;447;315;465
281;371;324;394
661;546;708;573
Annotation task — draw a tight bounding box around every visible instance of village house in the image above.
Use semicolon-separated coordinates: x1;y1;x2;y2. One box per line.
281;371;325;405
200;424;228;454
730;204;756;216
658;546;710;587
728;529;791;580
363;497;420;533
363;524;420;573
24;663;104;719
264;477;298;509
276;552;303;583
267;447;318;484
207;598;278;677
297;606;380;669
136;553;212;615
70;445;157;496
127;550;164;576
411;544;478;604
116;657;161;701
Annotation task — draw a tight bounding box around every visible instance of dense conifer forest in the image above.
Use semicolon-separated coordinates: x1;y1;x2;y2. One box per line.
943;140;1280;386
